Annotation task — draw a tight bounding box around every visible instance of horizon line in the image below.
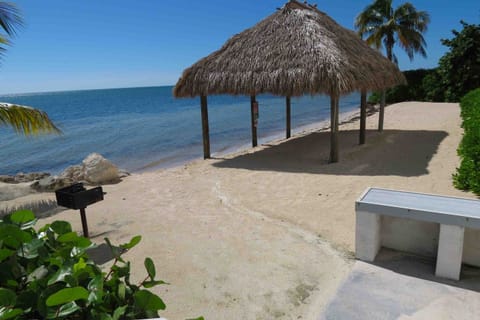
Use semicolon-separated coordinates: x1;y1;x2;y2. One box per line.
0;84;178;97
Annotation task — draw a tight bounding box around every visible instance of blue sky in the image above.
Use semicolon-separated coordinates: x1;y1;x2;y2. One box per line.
0;0;478;94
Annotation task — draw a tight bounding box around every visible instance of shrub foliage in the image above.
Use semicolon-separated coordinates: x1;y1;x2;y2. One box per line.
453;88;480;194
369;20;480;104
433;21;480;102
0;210;167;319
368;69;436;104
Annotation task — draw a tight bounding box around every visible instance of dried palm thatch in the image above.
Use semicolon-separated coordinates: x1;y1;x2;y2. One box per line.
174;0;406;98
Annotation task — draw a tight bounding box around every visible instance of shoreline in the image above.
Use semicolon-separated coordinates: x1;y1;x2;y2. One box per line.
0;105;371;206
133;106;368;174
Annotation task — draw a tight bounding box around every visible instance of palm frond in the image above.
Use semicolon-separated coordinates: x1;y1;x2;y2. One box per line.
0;2;23;61
0;2;22;36
395;3;430;33
397;27;427;58
0;103;62;136
365;28;385;49
355;0;429;62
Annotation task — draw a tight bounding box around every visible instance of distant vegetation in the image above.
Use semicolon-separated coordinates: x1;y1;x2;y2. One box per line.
368;68;435;104
453;88;480;195
369;21;480;104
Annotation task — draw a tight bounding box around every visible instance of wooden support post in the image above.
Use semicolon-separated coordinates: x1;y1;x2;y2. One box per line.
200;95;210;159
329;94;339;163
360;90;367;145
286;96;291;139
378;90;385;132
250;95;258;147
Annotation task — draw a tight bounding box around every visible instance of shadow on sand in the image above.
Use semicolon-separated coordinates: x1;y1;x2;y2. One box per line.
213;129;448;177
372;248;480;292
86;243;119;265
0;199;65;219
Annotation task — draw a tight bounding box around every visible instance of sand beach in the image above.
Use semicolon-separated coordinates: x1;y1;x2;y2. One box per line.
1;101;474;319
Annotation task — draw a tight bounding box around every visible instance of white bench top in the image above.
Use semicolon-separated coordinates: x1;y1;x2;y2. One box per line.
356;188;480;228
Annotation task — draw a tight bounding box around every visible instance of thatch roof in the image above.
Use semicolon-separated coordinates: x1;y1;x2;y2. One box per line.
174;0;406;98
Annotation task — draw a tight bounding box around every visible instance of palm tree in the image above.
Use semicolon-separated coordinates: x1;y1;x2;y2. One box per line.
355;0;430;131
0;2;60;136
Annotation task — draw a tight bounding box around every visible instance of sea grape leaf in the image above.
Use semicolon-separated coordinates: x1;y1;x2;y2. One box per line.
37;283;64;318
27;265;48;283
56;302;81;317
87;275;104;303
70;245;88;257
50;221;72;235
19;218;38;231
0;288;16;307
73;257;87;273
57;232;91;248
0;224;32;248
133;290;165;311
55;231;78;242
117;282;126;301
144;257;155;279
4;279;18;288
46;287;89;306
10;210;35;225
120;235;141;250
18;238;44;259
111;264;130;278
64;275;78;287
46;302;80;319
0;249;13;262
47;264;74;285
112;305;127;320
0;307;23;319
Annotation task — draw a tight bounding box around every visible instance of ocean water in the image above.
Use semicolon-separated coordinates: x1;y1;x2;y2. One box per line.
0;86;360;175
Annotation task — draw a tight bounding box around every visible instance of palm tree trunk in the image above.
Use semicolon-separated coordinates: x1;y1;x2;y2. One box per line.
378;43;393;132
360;90;367;144
378;90;385;132
329;94;339;163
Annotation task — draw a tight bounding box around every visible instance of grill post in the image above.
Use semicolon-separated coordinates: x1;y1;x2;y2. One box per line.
79;208;89;238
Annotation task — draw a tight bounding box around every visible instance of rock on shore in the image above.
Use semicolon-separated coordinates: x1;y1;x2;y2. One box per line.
0;172;51;184
33;153;128;192
2;153;129;194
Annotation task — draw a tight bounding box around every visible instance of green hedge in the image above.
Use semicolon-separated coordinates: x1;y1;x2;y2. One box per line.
453;88;480;194
368;69;437;104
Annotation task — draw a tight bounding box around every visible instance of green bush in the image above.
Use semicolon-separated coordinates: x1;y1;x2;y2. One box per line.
369;21;479;104
453;88;480;194
435;21;480;102
0;210;168;319
368;68;437;104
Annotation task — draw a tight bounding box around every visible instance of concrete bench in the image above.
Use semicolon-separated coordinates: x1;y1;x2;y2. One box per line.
355;187;480;280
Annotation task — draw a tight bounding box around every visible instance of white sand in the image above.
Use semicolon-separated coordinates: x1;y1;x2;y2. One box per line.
1;101;471;319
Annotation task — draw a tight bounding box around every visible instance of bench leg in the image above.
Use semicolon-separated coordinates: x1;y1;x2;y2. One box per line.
435;224;464;280
356;210;381;261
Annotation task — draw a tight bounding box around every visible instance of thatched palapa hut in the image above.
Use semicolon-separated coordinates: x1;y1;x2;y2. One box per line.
174;0;406;162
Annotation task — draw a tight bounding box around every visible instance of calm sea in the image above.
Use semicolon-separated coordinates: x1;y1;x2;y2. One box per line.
0;86;360;175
